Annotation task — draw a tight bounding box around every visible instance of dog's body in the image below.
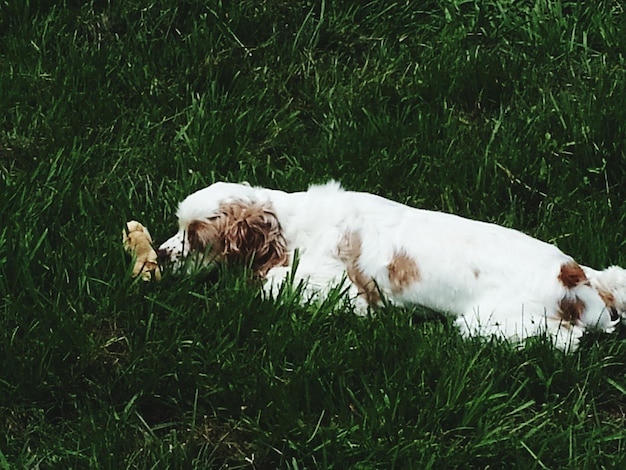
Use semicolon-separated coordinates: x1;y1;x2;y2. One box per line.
158;181;626;350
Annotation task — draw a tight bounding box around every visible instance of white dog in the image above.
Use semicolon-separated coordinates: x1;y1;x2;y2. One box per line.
158;181;626;350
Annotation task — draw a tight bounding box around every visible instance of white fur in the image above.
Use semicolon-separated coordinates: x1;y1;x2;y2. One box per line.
159;181;625;350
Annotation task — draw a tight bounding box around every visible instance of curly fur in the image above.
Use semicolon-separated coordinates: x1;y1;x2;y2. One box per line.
186;200;288;276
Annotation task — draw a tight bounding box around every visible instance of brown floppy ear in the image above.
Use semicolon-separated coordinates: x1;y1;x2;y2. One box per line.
221;202;288;277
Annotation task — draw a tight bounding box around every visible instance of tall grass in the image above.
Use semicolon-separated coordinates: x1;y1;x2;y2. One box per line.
1;0;626;467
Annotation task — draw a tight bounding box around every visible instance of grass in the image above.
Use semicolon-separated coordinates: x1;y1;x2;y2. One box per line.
1;0;626;467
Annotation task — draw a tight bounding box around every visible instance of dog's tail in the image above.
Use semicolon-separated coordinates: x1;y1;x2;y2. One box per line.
583;265;626;325
557;262;617;333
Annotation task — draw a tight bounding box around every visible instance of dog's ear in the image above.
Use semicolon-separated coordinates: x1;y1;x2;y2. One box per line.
221;202;288;277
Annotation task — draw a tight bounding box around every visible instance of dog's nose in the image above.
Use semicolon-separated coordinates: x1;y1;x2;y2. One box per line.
156;248;170;260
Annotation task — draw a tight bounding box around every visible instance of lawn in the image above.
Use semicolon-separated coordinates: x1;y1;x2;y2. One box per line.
1;0;626;468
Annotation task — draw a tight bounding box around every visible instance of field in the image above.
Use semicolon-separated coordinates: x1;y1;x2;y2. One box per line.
2;0;626;468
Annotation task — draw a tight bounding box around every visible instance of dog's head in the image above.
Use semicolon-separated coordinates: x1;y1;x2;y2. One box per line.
158;183;288;277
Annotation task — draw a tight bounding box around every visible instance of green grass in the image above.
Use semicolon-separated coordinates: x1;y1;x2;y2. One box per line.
2;0;626;467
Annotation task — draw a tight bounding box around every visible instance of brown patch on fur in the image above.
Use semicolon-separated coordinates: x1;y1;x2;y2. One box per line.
598;289;615;308
337;231;380;305
597;289;619;320
473;268;481;279
558;296;584;325
387;251;420;294
187;201;288;277
558;262;588;288
187;220;223;254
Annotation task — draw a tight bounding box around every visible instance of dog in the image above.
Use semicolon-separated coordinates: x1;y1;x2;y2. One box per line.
158;181;626;350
